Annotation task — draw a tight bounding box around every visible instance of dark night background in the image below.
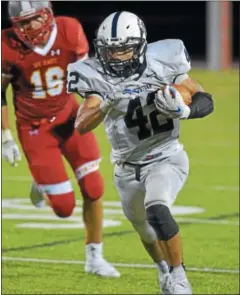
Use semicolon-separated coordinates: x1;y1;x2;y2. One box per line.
1;1;239;60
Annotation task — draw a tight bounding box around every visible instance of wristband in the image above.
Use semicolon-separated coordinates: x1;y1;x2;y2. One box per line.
2;129;13;143
180;105;191;119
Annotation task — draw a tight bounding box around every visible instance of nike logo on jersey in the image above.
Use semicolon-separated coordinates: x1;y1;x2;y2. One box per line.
146;73;156;78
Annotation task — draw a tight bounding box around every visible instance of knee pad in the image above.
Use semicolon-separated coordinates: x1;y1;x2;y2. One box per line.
132;221;157;244
79;170;104;200
146;204;179;241
48;192;76;218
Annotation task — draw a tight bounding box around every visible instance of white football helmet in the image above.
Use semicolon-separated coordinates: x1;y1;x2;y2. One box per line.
94;11;147;78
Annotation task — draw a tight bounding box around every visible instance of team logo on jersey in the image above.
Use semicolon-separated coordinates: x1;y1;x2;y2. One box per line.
50;49;61;56
122;84;152;95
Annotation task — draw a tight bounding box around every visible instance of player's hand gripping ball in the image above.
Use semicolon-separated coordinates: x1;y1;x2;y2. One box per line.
154;84;191;119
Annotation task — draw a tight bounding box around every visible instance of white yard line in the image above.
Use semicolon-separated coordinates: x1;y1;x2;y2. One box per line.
2;256;239;274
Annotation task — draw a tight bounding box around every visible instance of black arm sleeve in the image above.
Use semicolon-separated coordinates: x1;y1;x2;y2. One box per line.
1;90;7;107
188;92;214;119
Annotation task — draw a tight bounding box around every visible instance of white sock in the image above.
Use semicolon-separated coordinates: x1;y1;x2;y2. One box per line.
171;265;186;280
86;243;103;261
156;260;169;274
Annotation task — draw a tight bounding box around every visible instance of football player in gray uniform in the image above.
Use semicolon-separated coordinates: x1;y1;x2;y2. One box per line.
67;11;214;294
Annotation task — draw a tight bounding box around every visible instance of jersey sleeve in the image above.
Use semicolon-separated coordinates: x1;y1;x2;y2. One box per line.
67;59;114;99
61;17;89;60
67;62;91;95
74;21;89;60
169;39;191;75
67;62;103;99
1;31;14;77
150;39;191;84
1;57;13;77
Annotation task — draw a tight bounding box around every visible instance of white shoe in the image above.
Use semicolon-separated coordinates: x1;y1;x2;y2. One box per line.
29;182;45;208
172;278;192;294
85;258;120;278
159;272;173;295
85;243;120;278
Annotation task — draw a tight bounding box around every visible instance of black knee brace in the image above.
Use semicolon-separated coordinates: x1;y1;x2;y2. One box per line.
146;204;179;241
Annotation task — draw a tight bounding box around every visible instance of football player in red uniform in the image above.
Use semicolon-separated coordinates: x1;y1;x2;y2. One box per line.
1;1;120;278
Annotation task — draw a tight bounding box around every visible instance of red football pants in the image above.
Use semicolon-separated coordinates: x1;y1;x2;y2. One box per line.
17;98;103;217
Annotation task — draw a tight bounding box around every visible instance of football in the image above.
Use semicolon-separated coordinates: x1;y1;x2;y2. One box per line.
171;84;192;105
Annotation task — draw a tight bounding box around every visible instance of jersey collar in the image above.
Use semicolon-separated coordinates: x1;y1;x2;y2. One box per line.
32;24;57;56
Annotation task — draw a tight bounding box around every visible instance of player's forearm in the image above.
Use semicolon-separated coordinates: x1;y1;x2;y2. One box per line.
1;105;10;130
75;104;106;134
1;75;12;130
178;76;204;95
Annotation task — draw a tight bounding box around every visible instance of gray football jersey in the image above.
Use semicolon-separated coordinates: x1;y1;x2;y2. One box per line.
67;39;191;164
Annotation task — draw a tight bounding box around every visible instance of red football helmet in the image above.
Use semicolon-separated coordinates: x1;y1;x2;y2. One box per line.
8;1;55;47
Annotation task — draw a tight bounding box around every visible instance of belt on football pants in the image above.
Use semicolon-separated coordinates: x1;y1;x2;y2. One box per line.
123;151;163;182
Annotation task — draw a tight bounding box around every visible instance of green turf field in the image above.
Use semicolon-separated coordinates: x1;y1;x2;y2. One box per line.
2;69;239;294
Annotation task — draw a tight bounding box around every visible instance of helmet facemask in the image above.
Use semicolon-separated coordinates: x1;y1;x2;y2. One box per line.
11;7;54;47
94;37;147;78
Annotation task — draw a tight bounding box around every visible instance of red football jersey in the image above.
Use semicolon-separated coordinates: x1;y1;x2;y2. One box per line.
2;16;89;123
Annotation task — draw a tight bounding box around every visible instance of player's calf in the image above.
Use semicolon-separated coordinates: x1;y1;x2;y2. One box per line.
145;204;192;293
146;204;190;289
132;221;157;244
75;160;104;244
74;162;120;277
131;221;173;294
146;204;183;265
78;169;104;244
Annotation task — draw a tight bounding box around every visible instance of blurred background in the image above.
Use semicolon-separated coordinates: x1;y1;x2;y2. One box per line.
1;1;239;69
